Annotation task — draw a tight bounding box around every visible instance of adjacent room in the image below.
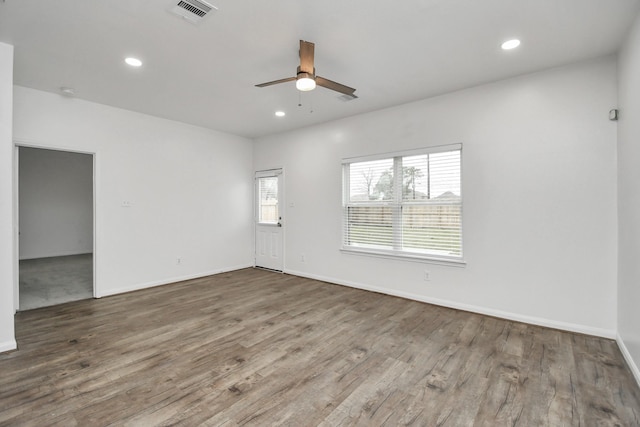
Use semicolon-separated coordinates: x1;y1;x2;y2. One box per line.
1;0;640;425
18;146;94;310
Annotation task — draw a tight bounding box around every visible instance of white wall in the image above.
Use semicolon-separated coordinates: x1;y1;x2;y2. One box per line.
0;43;16;352
255;57;619;337
13;86;254;298
19;147;93;259
617;12;640;384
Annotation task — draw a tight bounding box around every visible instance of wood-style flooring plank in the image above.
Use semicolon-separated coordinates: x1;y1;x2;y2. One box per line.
1;268;639;426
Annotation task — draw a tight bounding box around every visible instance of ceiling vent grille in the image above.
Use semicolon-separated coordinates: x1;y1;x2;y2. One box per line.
170;0;217;24
338;94;358;102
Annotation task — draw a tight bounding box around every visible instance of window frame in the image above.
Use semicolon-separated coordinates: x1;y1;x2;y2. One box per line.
341;144;464;266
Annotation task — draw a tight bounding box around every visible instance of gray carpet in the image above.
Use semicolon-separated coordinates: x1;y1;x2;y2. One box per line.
19;254;93;311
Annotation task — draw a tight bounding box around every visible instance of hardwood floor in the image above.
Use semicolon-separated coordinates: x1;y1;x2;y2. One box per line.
1;268;639;426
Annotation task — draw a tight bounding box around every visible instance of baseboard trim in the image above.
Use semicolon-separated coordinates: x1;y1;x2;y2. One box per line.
0;339;17;354
284;268;617;339
93;265;617;339
617;334;640;388
96;263;253;298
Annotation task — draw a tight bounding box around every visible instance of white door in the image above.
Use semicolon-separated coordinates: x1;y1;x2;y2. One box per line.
255;169;283;271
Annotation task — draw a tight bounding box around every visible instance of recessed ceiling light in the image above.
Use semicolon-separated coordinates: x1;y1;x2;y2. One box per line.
59;87;75;97
275;111;286;117
501;39;521;50
125;57;143;67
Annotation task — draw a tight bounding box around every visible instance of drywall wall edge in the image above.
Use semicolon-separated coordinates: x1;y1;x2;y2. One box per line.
0;339;17;354
617;334;640;389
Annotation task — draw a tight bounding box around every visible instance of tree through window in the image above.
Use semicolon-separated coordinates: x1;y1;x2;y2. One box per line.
342;145;462;261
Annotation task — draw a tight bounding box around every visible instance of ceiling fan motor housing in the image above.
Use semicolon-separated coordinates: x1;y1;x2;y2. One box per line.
296;66;316;81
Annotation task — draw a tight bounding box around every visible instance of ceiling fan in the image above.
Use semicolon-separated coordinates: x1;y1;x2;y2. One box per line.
255;40;357;99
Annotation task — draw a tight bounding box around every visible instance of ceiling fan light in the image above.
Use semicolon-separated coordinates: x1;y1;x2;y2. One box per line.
296;76;316;91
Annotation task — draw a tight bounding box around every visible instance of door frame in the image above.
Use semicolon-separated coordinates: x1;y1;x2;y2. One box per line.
13;140;97;312
254;168;285;271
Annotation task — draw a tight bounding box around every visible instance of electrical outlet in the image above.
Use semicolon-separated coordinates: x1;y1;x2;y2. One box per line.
177;257;182;265
424;270;431;281
300;253;306;262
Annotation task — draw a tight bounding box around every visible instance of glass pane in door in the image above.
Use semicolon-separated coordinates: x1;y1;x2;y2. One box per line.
258;176;278;224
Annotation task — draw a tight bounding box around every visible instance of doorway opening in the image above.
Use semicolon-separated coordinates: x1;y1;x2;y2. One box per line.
17;146;95;311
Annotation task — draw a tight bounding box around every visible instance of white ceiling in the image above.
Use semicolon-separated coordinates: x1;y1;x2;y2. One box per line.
1;0;639;139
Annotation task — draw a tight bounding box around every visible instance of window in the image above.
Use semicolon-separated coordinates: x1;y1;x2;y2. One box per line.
342;144;462;262
257;176;279;224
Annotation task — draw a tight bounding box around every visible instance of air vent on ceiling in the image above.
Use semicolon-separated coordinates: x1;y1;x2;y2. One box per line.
170;0;217;24
338;93;358;102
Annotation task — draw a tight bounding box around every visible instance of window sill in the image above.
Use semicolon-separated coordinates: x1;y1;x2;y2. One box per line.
340;247;466;267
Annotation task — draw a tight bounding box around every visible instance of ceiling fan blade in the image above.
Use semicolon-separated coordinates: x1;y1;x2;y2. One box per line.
255;76;296;88
299;40;315;74
316;76;356;96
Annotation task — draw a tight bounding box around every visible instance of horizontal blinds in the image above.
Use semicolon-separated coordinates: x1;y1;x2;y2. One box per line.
402;151;460;201
343;146;462;259
258;176;278;224
346;206;394;248
343;143;462;164
401;205;461;256
347;158;394;201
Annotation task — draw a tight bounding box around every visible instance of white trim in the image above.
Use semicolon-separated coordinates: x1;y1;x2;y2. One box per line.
13;138;96;156
340;247;466;267
0;340;17;353
283;268;616;339
617;334;640;388
255;168;283;178
342;146;463;263
12;145;19;313
254;167;285;271
95;264;253;298
93;152;98;301
13;139;98;307
343;143;463;164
